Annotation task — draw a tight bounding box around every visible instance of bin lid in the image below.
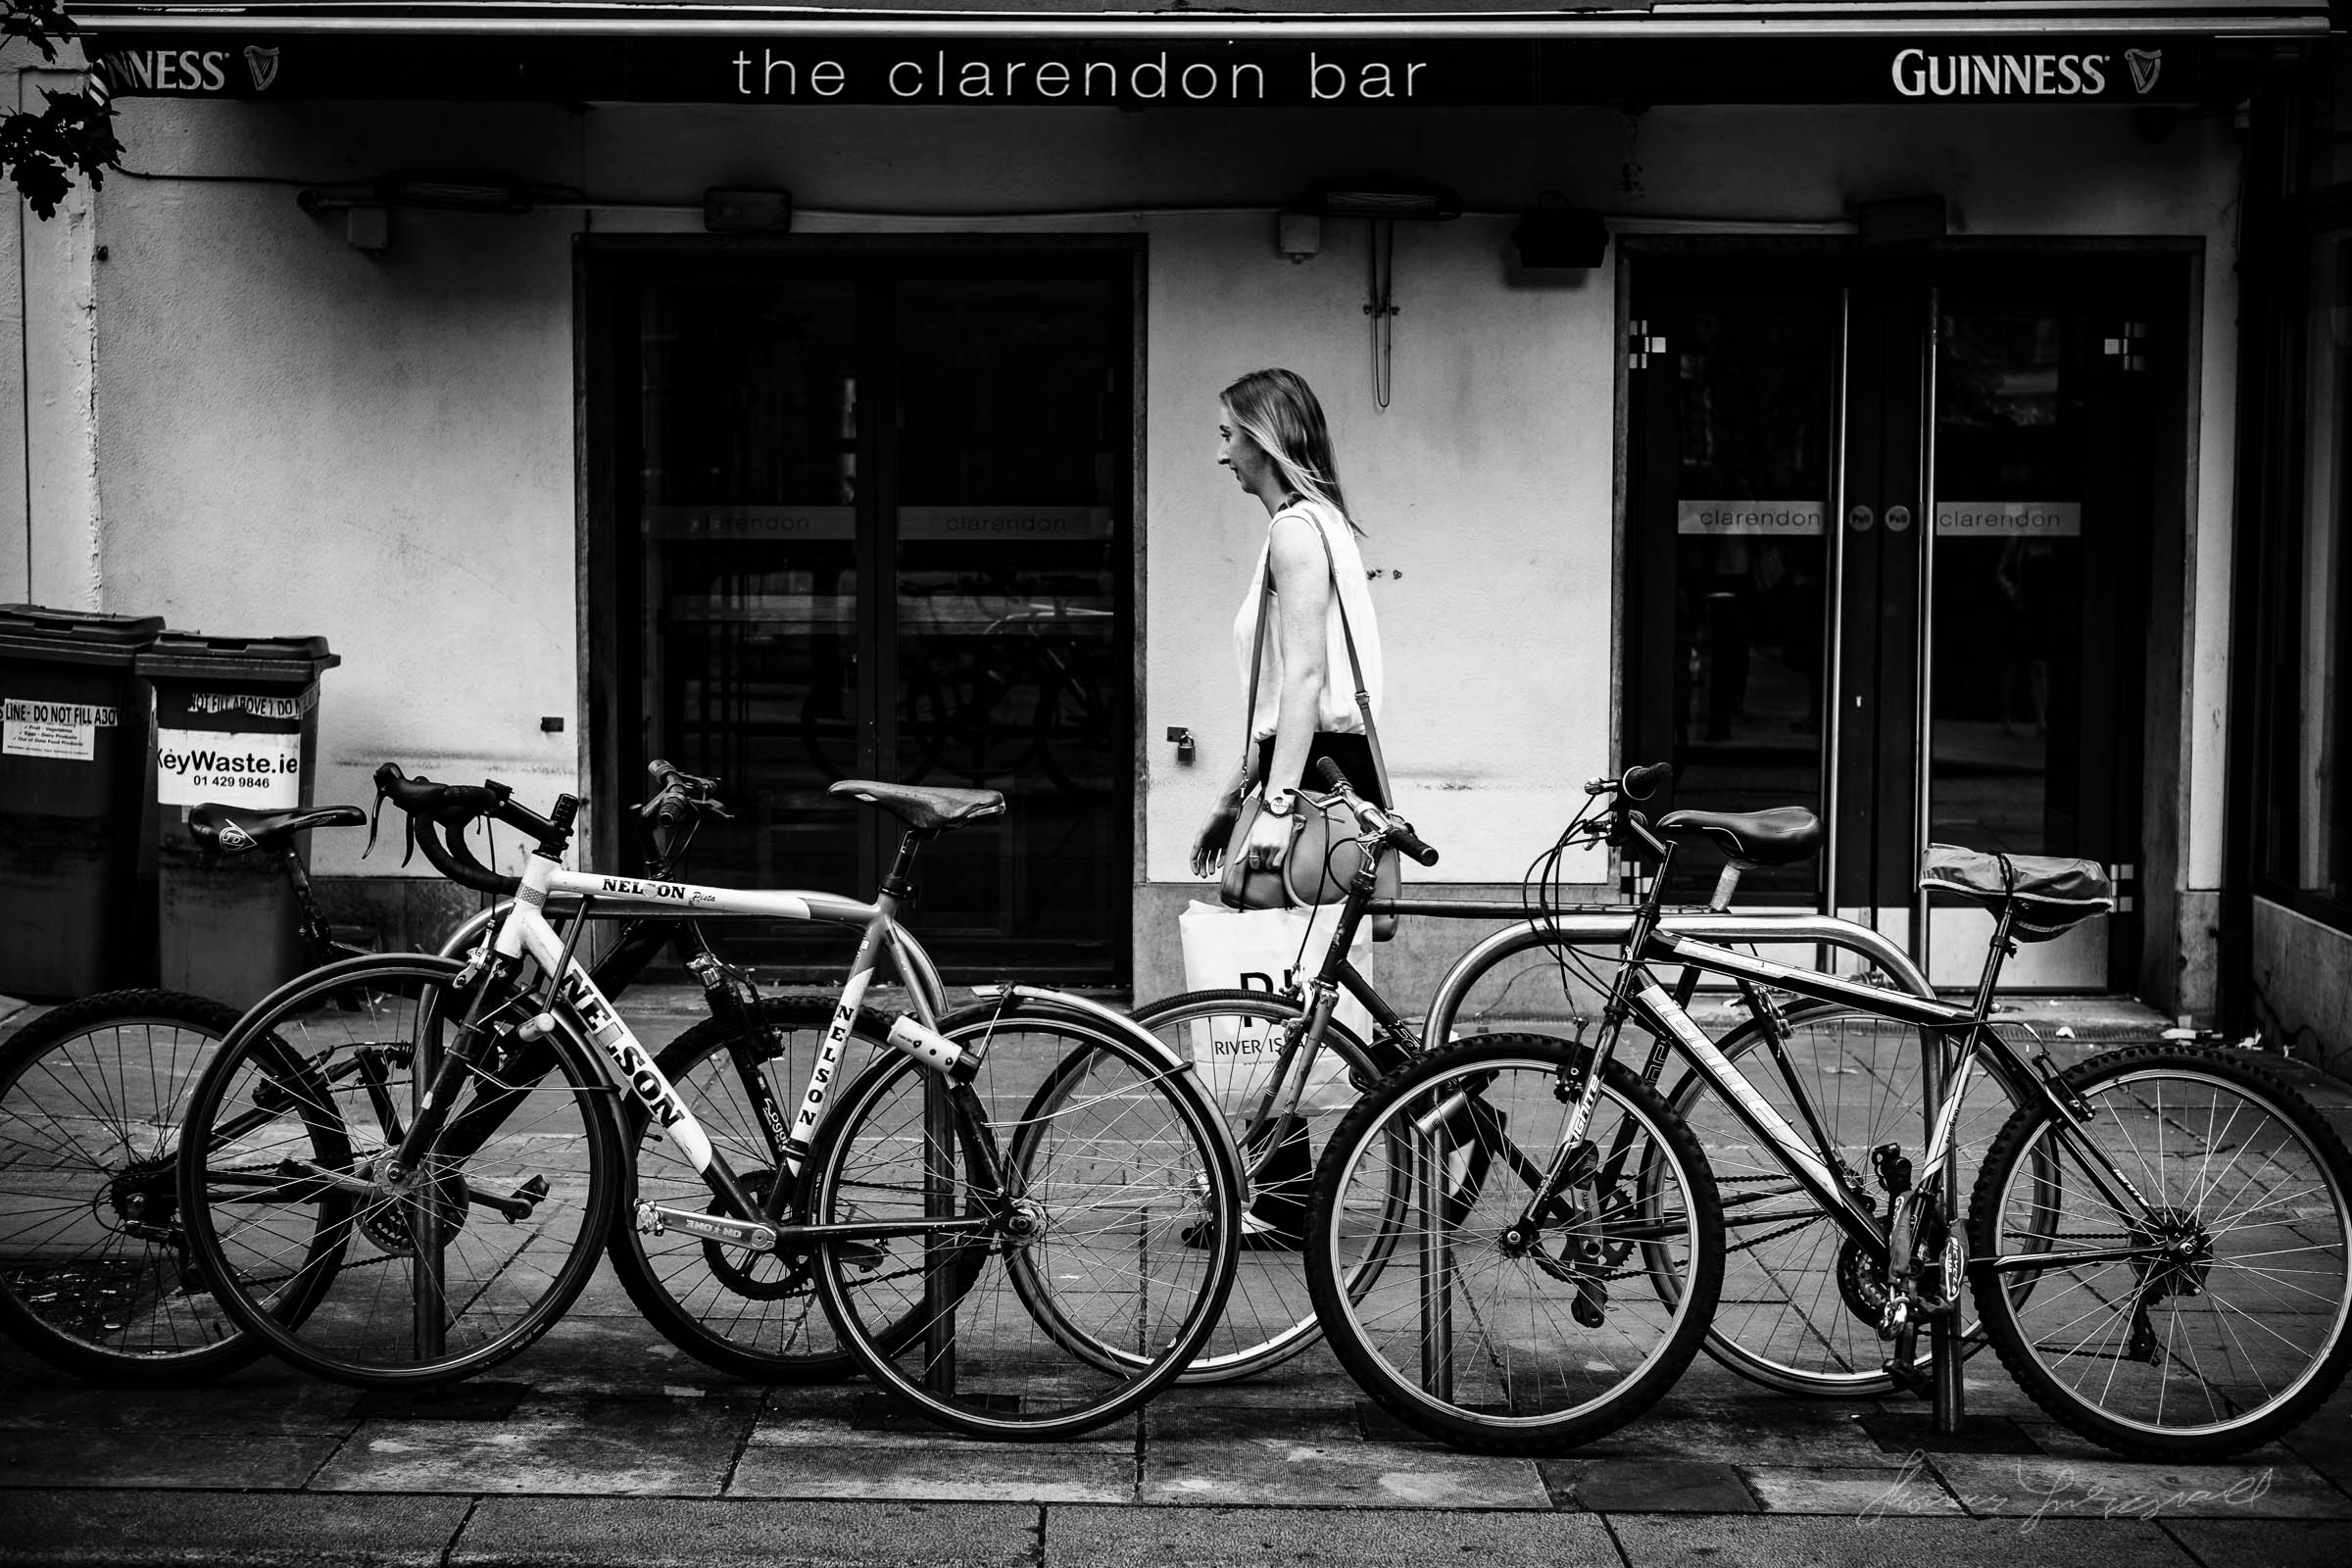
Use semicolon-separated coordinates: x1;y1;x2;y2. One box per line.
134;631;340;686
0;604;168;667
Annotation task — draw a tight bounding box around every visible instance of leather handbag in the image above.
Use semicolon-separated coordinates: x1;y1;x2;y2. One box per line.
1217;518;1401;939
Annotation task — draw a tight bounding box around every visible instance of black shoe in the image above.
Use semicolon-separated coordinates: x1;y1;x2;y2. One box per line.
1236;1113;1313;1251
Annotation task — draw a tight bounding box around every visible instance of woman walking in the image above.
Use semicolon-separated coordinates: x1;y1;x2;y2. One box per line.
1190;368;1387;883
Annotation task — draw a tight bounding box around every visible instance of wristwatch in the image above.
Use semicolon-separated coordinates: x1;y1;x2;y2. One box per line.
1261;789;1295;818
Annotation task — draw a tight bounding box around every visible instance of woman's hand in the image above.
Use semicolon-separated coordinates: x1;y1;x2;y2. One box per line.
1234;804;1292;873
1191;798;1242;878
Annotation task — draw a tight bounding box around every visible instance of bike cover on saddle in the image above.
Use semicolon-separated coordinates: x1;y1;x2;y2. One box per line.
189;803;368;856
1918;844;2113;941
828;779;1006;834
1655;806;1822;867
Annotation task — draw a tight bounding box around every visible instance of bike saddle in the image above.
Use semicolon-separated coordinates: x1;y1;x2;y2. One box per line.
828;780;1006;835
1919;844;2112;941
1655;806;1822;867
190;803;369;856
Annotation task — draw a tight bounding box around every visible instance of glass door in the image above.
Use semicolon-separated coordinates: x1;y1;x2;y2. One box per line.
1627;251;2162;990
1921;282;2145;987
608;254;1132;984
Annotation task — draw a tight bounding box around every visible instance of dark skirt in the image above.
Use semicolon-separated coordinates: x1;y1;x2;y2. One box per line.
1253;731;1386;808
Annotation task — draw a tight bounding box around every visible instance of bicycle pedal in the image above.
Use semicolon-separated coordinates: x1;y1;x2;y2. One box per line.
836;1240;887;1273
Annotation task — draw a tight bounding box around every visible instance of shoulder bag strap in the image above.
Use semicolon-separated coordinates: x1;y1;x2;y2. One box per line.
1237;550;1275;788
1310;519;1393;805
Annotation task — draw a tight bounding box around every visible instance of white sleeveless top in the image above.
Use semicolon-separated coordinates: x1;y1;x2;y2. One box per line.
1231;498;1385;743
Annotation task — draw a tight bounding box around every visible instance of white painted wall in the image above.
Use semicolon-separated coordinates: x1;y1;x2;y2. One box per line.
78;94;2238;898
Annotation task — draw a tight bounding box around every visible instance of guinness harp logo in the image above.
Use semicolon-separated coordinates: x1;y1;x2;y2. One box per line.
245;46;280;92
2126;49;2164;95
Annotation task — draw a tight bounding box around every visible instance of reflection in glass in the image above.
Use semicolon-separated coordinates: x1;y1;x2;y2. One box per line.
1666;308;1833;901
1930;314;2082;858
893;280;1121;967
640;279;860;907
2265;235;2352;905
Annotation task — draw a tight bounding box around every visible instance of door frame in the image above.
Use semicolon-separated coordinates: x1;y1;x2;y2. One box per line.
578;234;1146;981
1616;235;2198;992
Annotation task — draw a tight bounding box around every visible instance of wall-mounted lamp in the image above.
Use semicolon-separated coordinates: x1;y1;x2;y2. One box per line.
706;188;794;233
1510;201;1608;270
1276;211;1321;264
1854;193;1948;247
1295;179;1462;410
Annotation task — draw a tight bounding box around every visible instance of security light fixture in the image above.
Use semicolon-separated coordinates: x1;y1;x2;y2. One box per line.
1276;211;1322;264
1856;194;1948;247
1510;205;1609;270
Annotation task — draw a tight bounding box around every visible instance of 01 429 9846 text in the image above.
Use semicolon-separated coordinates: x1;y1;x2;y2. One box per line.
154;727;304;808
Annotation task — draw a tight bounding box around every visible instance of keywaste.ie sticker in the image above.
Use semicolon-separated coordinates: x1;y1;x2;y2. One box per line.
3;698;118;761
156;726;301;808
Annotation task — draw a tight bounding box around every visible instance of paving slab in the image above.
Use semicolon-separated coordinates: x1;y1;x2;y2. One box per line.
0;1427;345;1490
0;1488;470;1567
1550;1395;1905;1468
0;1371;359;1433
734;1417;1135;1502
310;1394;755;1495
1540;1456;1759;1512
2161;1516;2352;1567
454;1496;1040;1567
1044;1504;1618;1568
1741;1462;1970;1516
1610;1511;2196;1567
1139;1403;1549;1508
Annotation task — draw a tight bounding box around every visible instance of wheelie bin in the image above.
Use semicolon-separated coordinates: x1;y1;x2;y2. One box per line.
136;632;339;1007
0;605;166;999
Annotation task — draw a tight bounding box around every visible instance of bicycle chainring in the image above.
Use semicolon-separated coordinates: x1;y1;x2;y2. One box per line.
1836;1235;1892;1325
700;1169;816;1300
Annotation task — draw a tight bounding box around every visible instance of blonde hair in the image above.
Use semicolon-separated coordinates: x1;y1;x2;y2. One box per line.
1221;368;1361;533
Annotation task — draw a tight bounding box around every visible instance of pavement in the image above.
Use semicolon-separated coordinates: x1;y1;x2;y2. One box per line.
3;991;2350;1567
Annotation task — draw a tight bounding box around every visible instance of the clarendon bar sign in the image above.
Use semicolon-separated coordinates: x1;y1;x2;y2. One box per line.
87;32;2232;108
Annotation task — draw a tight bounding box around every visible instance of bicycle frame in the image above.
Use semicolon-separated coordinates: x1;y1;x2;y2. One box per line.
385;854;996;1258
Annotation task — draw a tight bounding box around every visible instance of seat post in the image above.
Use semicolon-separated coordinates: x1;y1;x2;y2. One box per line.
878;828;927;906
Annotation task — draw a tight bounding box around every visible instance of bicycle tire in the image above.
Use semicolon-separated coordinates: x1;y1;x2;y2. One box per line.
1659;1002;2024;1396
1305;1033;1723;1453
1124;987;1394;1382
177;954;621;1388
612;995;906;1383
1968;1045;2352;1459
810;997;1242;1439
0;990;273;1383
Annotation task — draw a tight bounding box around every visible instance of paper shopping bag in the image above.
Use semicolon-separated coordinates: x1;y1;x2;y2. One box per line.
1176;899;1371;1116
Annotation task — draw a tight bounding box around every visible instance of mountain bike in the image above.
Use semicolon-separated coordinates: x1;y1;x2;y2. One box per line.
1129;768;2022;1393
1303;766;2352;1458
0;800;369;1383
172;764;1241;1439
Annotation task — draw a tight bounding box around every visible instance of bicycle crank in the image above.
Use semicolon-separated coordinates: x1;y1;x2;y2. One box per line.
635;1200;777;1252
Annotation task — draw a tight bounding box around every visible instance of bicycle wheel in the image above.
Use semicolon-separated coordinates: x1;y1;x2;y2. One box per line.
0;990;270;1383
810;998;1241;1439
177;955;620;1388
1659;1003;2025;1396
1126;988;1391;1382
610;995;871;1383
1306;1033;1723;1452
1969;1046;2352;1459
